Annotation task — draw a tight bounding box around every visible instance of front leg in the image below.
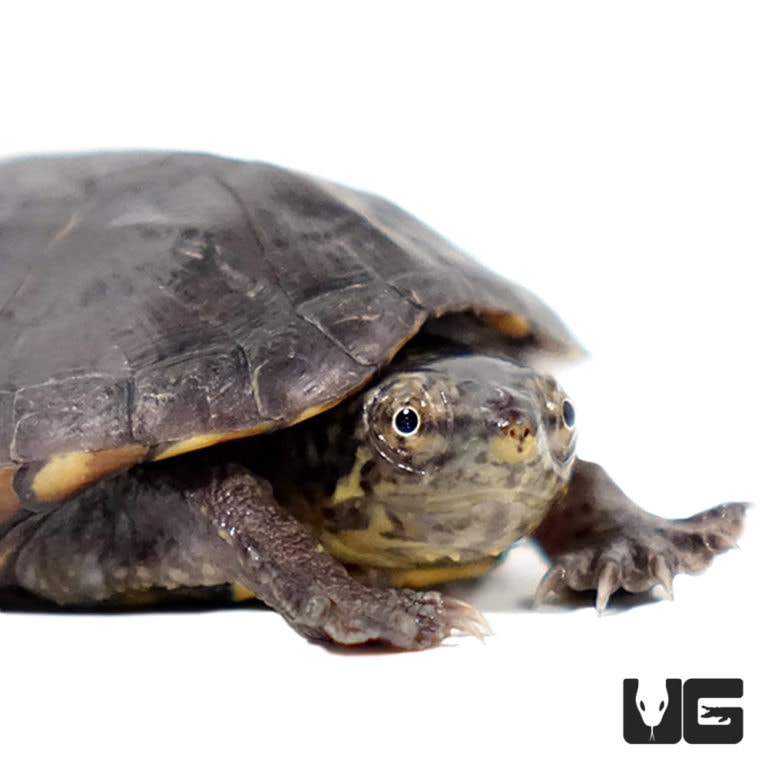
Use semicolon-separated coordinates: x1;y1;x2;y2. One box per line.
3;460;487;649
531;459;746;611
186;465;488;649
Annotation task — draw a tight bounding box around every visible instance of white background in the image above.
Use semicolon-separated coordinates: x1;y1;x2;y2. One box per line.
1;3;765;767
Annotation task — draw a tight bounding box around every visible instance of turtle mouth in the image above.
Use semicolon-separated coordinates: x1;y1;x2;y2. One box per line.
420;486;550;512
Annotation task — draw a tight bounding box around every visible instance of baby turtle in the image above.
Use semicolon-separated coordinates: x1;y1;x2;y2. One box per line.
0;153;745;649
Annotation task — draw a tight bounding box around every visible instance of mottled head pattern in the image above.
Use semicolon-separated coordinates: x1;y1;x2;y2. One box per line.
300;353;577;585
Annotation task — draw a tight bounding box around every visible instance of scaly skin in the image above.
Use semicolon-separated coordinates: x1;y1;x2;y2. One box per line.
275;353;577;583
532;460;746;610
0;353;746;648
0;460;488;648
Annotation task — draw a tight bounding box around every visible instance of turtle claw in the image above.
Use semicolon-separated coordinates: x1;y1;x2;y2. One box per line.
532;461;747;611
533;508;744;612
534;554;634;612
649;553;674;600
595;560;622;613
442;596;492;642
306;588;492;650
533;548;681;612
533;565;566;608
393;592;491;647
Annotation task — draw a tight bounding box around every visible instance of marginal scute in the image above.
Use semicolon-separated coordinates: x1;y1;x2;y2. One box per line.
154;424;272;461
1;152;580;499
154;390;363;463
230;582;257;602
480;309;531;338
0;466;21;521
12;376;133;462
287;392;359;429
30;444;148;504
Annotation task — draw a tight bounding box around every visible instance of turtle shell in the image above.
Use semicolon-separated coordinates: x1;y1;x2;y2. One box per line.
0;152;577;518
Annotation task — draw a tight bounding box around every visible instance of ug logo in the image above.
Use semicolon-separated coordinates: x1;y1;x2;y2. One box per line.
623;678;743;744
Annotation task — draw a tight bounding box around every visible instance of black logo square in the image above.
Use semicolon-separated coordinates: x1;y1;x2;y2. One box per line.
623;678;682;743
623;678;743;744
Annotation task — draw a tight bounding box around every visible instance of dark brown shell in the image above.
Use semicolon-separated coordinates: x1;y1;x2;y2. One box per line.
0;152;577;513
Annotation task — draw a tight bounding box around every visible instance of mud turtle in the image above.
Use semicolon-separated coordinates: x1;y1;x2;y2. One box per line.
0;153;744;649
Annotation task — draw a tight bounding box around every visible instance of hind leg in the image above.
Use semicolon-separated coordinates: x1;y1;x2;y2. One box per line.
0;469;238;604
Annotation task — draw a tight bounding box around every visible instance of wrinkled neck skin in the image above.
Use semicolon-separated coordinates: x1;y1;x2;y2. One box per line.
261;350;577;587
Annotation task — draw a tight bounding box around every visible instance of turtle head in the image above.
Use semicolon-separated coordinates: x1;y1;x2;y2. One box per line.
317;354;577;584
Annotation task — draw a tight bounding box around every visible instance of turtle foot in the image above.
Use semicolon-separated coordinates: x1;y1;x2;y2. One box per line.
532;460;746;611
297;588;491;650
192;465;492;650
534;502;746;611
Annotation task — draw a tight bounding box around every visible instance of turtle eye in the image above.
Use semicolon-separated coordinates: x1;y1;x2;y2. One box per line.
393;407;420;436
562;399;576;430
